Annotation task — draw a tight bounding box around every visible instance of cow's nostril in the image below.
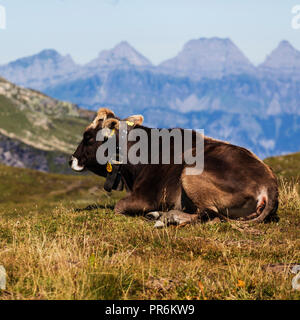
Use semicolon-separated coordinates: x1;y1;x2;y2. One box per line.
69;156;85;172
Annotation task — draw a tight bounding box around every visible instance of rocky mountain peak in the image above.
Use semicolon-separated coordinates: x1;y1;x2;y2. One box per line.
159;37;255;80
259;40;300;74
88;41;152;68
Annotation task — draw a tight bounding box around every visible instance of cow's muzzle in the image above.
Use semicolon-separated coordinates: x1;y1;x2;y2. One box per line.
69;156;85;172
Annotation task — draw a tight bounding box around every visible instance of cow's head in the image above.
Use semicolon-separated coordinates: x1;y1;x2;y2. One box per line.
70;108;117;176
70;108;144;177
95;113;145;166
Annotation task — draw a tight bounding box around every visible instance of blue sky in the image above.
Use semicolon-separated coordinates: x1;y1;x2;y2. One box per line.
0;0;300;65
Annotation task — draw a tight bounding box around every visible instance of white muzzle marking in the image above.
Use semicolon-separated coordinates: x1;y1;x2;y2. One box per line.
71;156;85;172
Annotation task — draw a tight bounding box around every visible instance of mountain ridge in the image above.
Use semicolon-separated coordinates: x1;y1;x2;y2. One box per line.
1;38;300;158
0;49;79;90
1;38;299;90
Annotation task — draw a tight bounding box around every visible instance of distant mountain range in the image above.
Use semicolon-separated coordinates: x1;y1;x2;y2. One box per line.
1;37;300;158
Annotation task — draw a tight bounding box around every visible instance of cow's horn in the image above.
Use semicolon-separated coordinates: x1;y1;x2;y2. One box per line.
97;108;115;121
87;108;116;130
125;115;144;126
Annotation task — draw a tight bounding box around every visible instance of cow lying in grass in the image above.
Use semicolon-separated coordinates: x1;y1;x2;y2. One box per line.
70;108;279;227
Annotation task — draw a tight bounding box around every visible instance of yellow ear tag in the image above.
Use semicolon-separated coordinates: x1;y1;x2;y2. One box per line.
109;129;115;137
106;162;113;173
126;121;134;127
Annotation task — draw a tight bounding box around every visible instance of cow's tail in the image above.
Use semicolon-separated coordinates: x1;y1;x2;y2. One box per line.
248;185;279;223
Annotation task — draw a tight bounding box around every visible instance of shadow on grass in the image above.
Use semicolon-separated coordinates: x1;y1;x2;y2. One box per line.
74;203;115;212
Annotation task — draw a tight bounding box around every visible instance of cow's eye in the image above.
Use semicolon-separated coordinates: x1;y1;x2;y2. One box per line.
84;132;94;143
86;137;94;145
84;135;94;145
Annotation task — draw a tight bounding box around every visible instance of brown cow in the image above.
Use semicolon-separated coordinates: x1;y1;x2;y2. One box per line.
70;108;279;227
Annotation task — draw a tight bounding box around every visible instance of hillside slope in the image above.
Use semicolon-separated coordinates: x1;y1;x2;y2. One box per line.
0;77;91;154
0;133;72;174
265;152;300;180
0;77;94;172
0;163;107;206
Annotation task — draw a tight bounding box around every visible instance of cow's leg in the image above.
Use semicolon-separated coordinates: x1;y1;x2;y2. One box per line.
114;195;156;216
147;210;199;228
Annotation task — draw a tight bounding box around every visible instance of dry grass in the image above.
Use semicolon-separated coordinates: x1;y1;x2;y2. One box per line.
0;164;299;300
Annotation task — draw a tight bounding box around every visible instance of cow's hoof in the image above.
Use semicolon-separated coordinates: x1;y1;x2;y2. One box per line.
158;211;194;226
153;212;178;228
154;220;165;228
146;211;161;220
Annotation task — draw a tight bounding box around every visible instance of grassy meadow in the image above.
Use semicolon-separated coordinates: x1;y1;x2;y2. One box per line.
0;157;299;300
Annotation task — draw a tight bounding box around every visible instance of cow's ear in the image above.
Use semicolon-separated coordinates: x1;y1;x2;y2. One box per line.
102;118;120;130
125;115;144;127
